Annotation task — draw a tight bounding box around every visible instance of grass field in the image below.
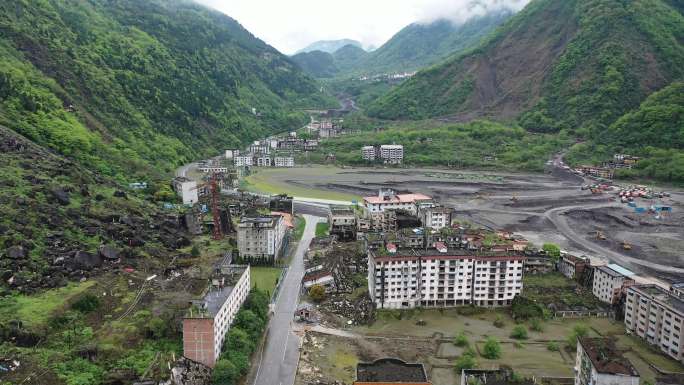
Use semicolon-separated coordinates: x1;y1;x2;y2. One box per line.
250;266;283;296
0;280;96;328
315;222;329;237
242;167;360;201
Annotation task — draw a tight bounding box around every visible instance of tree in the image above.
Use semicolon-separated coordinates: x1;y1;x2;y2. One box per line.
493;315;505;328
190;245;200;257
234;310;265;340
530;318;543;332
566;324;589;348
547;341;560;351
454;347;477;371
542;243;561;261
482;337;502;359
309;284;326;302
510;325;528;340
212;359;238;385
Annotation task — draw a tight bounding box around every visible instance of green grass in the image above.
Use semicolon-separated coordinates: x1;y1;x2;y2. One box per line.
242;167;360;201
294;216;306;241
250;267;283;296
315;222;330;237
0;281;95;328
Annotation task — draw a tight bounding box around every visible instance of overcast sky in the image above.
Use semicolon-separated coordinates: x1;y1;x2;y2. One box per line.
197;0;530;54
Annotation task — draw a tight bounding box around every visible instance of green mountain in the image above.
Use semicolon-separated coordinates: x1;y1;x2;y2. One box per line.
332;44;369;72
291;50;339;78
0;0;334;180
361;11;512;75
368;0;684;133
296;39;364;54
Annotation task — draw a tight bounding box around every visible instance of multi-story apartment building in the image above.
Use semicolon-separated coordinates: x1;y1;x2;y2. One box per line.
574;337;639;385
328;205;357;241
274;156;294;167
592;264;635;304
172;177;198;205
255;156;271;167
379;145;404;164
183;264;251;368
363;189;431;216
670;282;684;299
418;206;453;230
624;285;684;363
234;155;253;167
558;254;589;280
237;215;288;262
367;246;525;309
362;146;377;161
248;142;270;155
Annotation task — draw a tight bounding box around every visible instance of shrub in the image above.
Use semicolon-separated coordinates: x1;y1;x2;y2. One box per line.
71;294;101;313
454;347;477;371
482;337;502;359
565;324;589;348
529;318;543;332
542;243;561;261
514;341;524;349
547;341;560;351
511;296;546;320
212;359;238;385
510;325;528;340
493;315;505;328
146;317;168;339
453;331;469;347
190;245;200;257
309;284;326;302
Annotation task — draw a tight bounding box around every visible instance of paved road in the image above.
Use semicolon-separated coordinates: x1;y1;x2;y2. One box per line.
253;214;322;385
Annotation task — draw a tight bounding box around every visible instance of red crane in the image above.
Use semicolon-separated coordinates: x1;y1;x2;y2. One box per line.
190;172;224;240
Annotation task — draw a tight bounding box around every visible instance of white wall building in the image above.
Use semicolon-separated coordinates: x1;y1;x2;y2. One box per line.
362;146;377;161
574;337;639;385
368;247;525;309
172;177;199;205
234;156;253;167
274;156;294;167
363;189;431;215
225;149;239;159
237;215;288;261
592;264;635;304
419;206;453;230
183;265;251;368
624;285;684;363
255;156;271;167
380;145;404;164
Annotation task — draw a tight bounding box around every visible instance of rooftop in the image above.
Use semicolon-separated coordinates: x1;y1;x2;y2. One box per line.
364;193;432;205
186;266;247;319
370;247;525;261
630;285;684;313
578;337;639;377
356;358;428;383
330;205;355;215
596;264;634;278
238;215;281;227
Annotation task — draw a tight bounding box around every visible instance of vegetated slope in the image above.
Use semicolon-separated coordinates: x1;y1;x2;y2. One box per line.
566;82;684;182
0;0;334;179
296;39;364;54
368;0;684;132
291;50;339;78
361;11;512;75
332;44;369;73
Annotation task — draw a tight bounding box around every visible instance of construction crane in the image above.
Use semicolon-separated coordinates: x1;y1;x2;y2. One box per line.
190;172;224;240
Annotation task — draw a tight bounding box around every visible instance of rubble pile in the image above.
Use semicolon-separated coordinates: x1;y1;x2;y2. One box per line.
320;292;375;325
296;334;348;385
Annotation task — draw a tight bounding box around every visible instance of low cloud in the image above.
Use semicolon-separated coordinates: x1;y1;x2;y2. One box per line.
414;0;531;25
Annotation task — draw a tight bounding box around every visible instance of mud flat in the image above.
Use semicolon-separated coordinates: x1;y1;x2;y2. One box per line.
247;165;684;282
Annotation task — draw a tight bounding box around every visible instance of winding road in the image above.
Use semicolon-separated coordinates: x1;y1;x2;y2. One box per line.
253;214;323;385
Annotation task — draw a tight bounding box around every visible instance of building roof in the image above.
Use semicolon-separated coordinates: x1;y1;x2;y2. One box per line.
371;247;525;262
380;144;403;149
363;193;432;205
578;338;639;377
271;212;294;228
238;215;281;227
629;285;684;314
356;358;428;383
606;264;635;277
186;266;248;319
596;264;633;278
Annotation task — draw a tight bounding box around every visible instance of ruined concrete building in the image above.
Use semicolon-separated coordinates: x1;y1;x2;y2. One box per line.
363;189;431;215
173;177;198;205
625;285;684;364
354;358;430;385
328;205;357;241
237;215;288;262
575;338;640;385
183;264;250;368
361;145;404;164
592;264;636;304
368;245;525;309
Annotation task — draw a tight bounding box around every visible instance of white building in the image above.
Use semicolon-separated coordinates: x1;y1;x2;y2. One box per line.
172;177;199;205
183;265;251;368
255;156;271;167
237;215;288;262
592;264;636;304
363;189;431;215
574;337;639;385
225;149;239;159
198;166;228;173
368;246;525;309
624;285;684;363
671;282;684;299
249;142;270;155
380;145;404;164
362;146;377;161
234;156;253;167
419;206;453;230
274;156;294;167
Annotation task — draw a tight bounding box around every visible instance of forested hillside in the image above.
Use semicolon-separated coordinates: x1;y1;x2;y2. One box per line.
0;0;334;180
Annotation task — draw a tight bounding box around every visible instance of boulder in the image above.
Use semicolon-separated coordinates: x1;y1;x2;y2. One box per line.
7;245;26;260
98;245;121;261
50;187;71;205
72;251;103;269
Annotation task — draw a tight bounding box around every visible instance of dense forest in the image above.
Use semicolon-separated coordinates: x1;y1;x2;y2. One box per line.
0;0;335;181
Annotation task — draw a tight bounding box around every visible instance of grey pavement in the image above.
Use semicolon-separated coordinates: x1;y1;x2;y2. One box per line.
253;214;322;385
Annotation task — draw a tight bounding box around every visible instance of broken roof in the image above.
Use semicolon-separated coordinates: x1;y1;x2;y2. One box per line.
363;193;432;205
578;338;639;377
